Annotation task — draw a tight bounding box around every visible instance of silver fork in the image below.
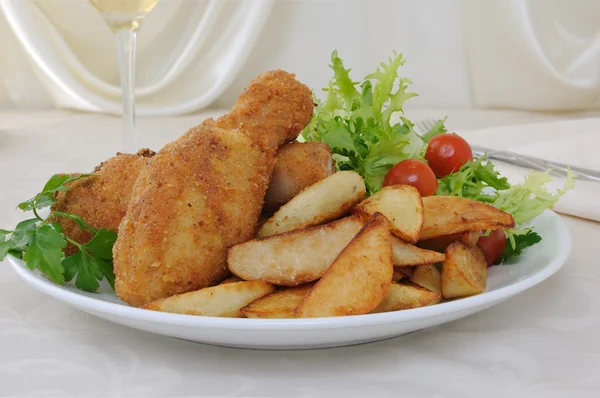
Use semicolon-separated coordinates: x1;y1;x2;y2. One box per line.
415;119;600;182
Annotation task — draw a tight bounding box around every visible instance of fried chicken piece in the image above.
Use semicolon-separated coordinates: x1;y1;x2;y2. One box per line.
51;149;155;254
263;142;334;212
214;70;312;152
114;70;313;307
51;143;328;252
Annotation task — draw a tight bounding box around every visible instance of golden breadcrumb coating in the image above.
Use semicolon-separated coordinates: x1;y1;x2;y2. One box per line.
113;70;313;306
263;142;334;212
51;149;155;254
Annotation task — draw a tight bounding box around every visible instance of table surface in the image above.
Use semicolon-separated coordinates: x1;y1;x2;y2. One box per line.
1;109;599;398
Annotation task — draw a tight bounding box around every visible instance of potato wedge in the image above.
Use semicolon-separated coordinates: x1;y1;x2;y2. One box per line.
229;216;363;286
258;171;366;237
254;214;272;236
411;264;442;293
220;275;244;284
354;185;423;243
392;268;406;282
295;213;393;318
461;230;480;246
442;242;487;299
419;230;480;252
241;284;315;319
392;237;445;266
371;281;442;313
143;281;275;317
395;266;414;279
421;196;514;241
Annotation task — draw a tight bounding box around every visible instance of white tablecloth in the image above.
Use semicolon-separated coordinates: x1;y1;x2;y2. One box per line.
1;109;599;397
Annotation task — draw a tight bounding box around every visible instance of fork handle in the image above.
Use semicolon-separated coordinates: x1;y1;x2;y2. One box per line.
471;145;600;182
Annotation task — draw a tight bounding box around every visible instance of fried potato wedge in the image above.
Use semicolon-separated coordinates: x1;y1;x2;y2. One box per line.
395;266;414;279
354;185;423;243
442;242;487;299
220;275;244;284
392;237;445;266
254;214;272;236
229;216;363;286
143;281;275;317
258;171;366;237
421;196;514;241
461;230;480;247
411;264;442;293
295;213;393;318
241;284;315;319
371;281;442;313
419;230;480;252
392;268;406;282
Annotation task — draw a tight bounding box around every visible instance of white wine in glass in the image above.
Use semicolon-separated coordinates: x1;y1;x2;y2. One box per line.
89;0;159;152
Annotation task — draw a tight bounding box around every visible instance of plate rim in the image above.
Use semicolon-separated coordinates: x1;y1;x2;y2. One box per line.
7;210;571;331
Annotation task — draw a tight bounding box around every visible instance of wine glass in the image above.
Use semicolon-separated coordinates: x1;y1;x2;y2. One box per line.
89;0;159;152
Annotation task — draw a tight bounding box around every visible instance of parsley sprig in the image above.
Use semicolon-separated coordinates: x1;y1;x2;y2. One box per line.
497;230;542;264
0;174;117;291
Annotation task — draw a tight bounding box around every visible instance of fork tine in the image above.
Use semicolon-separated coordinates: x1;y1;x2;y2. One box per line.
414;121;425;133
415;119;437;134
424;119;436;131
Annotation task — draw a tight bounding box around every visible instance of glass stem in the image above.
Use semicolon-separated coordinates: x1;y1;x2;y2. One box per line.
114;28;138;153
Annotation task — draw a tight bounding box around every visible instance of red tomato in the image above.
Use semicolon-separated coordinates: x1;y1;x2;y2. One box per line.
477;229;507;266
425;133;473;177
383;159;438;196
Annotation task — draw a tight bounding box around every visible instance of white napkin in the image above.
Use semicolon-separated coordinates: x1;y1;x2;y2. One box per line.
460;118;600;222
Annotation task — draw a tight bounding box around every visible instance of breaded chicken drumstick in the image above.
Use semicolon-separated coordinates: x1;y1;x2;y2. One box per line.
52;143;330;252
114;70;313;307
263;142;334;212
51;149;155;254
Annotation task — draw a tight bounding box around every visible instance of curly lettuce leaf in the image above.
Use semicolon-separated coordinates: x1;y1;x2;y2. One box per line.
436;156;509;202
438;158;574;261
302;50;433;194
302;49;574;263
421;117;448;142
436;156;573;226
492;169;575;225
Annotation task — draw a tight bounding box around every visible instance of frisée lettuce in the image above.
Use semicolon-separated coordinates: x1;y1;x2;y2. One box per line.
302;50;446;195
437;158;574;262
303;50;575;263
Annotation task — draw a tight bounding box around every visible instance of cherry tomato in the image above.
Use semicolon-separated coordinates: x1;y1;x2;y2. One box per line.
477;229;506;266
425;133;473;177
383;159;438;196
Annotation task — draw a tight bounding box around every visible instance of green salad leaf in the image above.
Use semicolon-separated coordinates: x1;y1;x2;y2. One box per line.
436;157;573;262
1;174;116;292
492;169;575;226
497;230;542;264
420;118;448;142
302;50;443;194
305;50;575;263
436;156;510;202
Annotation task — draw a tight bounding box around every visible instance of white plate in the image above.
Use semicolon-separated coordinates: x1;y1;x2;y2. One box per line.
7;210;570;350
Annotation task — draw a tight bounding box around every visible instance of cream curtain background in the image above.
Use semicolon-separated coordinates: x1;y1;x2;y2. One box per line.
1;0;600;114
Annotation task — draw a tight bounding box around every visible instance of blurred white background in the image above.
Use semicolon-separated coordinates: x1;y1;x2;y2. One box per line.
1;0;600;114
